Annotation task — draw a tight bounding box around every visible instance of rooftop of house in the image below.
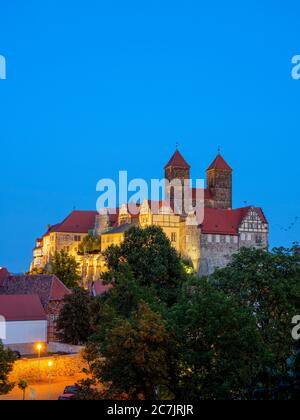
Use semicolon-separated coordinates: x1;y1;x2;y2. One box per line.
47;210;99;234
0;268;9;287
0;275;71;310
0;294;47;322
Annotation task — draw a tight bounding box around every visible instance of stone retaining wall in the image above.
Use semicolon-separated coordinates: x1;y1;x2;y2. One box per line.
9;354;88;383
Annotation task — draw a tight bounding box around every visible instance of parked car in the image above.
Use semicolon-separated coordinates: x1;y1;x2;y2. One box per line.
13;351;21;359
58;393;76;401
63;385;80;395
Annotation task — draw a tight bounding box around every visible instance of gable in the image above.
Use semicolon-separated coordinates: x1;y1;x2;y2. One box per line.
239;208;268;232
0;275;71;309
0;295;46;321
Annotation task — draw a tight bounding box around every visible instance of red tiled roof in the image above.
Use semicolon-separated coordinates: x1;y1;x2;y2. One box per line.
0;275;71;310
45;210;123;236
49;276;72;301
201;207;268;235
0;268;9;287
0;295;47;321
165;150;190;169
207;154;232;172
46;211;97;234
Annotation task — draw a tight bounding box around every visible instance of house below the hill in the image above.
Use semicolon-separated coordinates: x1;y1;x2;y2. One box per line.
0;274;71;342
0;294;47;354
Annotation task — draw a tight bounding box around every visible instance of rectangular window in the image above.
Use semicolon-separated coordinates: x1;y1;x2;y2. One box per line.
171;232;177;242
226;235;231;243
216;235;220;243
256;235;263;244
241;233;246;241
247;233;252;241
208;234;212;243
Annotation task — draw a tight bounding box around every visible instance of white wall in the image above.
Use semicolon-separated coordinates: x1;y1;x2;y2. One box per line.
2;320;47;345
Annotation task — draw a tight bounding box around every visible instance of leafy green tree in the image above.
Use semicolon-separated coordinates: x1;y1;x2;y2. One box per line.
0;341;16;395
74;378;103;400
87;301;171;400
212;246;300;390
94;264;160;321
103;226;186;305
56;288;94;345
168;277;263;400
49;250;81;289
78;234;101;255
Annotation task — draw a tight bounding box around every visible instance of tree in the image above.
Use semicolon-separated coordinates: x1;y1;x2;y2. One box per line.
78;234;101;255
103;226;186;305
56;288;94;345
87;301;171;400
49;250;81;289
212;246;300;391
28;267;47;275
0;341;16;395
74;378;104;400
168;277;263;400
18;379;28;401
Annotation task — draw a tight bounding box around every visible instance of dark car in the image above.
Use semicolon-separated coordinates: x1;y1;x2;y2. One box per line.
58;393;76;401
63;386;80;395
13;351;21;359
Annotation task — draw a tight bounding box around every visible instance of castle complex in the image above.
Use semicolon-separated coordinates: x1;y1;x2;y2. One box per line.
31;150;269;285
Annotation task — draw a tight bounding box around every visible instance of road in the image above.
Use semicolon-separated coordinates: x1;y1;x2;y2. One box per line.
0;374;86;401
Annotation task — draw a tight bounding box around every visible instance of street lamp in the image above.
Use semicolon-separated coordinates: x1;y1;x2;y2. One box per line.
47;360;53;400
35;343;44;382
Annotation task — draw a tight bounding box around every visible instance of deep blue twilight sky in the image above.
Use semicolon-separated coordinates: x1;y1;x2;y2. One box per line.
0;0;300;272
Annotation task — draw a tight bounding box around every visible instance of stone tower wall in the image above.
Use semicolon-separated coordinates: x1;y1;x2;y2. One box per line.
207;169;232;209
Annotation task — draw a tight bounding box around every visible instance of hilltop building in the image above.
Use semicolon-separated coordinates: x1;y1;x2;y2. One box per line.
30;150;268;285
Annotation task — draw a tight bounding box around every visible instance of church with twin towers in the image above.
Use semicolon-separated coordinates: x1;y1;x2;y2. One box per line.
31;149;269;284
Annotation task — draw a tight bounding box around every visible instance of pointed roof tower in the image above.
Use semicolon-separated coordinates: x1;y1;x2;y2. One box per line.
207;153;232;172
164;149;191;169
